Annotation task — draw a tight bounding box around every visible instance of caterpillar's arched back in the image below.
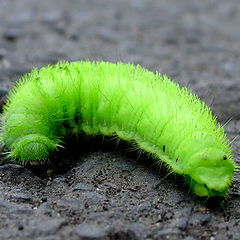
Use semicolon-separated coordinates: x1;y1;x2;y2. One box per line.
0;61;237;199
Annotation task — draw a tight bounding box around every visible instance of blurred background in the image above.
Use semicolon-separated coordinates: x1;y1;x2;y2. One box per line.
0;0;239;124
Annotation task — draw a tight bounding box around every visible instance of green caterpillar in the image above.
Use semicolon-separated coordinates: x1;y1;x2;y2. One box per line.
0;61;237;199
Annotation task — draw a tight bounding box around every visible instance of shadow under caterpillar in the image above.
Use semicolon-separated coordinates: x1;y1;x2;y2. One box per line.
0;61;237;199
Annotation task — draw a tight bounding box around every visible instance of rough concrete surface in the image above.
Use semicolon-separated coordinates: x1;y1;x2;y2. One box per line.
0;0;239;239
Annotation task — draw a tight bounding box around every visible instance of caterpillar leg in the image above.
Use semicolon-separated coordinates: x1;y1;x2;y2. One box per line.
10;134;60;165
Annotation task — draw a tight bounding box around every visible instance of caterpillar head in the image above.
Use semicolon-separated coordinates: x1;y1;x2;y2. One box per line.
187;148;235;198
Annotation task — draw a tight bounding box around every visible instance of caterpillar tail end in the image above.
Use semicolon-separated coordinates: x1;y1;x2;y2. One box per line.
9;134;60;165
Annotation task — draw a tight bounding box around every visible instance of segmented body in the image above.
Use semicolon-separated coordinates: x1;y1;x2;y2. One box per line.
1;61;236;198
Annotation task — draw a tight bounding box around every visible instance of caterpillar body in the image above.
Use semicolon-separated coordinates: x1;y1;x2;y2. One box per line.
1;61;237;199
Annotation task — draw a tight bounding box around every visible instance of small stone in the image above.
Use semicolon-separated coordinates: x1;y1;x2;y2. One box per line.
227;231;233;238
136;203;151;212
52;177;67;185
183;237;196;240
0;229;12;239
37;202;53;216
0;164;41;188
190;213;211;226
113;160;137;172
229;192;240;197
72;183;93;191
102;182;120;194
173;207;192;230
0;199;12;209
126;44;137;54
95;28;117;44
102;182;118;189
0;200;32;215
36;237;61;240
164;32;179;45
108;229;133;240
127;223;148;240
155;229;180;238
41;197;47;202
199;213;211;225
3;28;21;42
9;193;32;203
0;164;35;179
18;224;24;231
41;10;62;24
74;223;108;240
166;191;190;205
0;48;7;60
185;30;200;44
82;192;106;205
28;217;66;236
70;160;95;174
86;210;123;221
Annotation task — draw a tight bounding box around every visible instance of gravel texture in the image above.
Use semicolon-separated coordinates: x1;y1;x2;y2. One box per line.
0;0;240;239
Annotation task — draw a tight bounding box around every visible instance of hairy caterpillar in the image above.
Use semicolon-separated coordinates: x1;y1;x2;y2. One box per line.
0;61;237;199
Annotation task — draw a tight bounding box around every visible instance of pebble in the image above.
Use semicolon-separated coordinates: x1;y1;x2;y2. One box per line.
109;229;133;240
18;224;24;230
0;164;41;187
164;32;179;45
183;237;196;240
72;183;94;191
36;236;61;240
27;217;66;237
2;28;21;42
0;164;40;185
166;191;190;205
41;11;63;24
0;229;11;239
155;229;180;238
0;164;33;178
173;207;192;230
74;223;108;240
0;199;12;209
136;203;151;212
0;48;7;59
190;213;211;226
127;223;148;240
37;202;53;216
185;29;201;44
9;193;32;203
0;199;33;215
95;28;118;44
86;210;123;221
81;192;106;205
52;177;68;185
113;160;137;172
198;213;211;226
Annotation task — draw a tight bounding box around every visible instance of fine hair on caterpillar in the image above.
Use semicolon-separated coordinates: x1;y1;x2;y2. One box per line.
0;61;238;200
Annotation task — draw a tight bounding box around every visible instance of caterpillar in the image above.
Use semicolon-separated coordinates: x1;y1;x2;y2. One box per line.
0;61;237;199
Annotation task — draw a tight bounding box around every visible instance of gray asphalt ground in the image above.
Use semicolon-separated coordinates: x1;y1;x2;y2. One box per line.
0;0;239;239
